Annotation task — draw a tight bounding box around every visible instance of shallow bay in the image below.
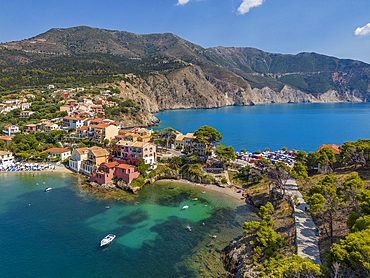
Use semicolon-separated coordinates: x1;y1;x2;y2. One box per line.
0;173;256;278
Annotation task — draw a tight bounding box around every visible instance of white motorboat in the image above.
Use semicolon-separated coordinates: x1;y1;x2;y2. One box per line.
100;234;116;247
182;205;189;210
44;187;52;192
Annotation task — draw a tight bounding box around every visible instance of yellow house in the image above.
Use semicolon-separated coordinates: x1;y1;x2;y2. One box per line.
80;146;109;175
117;140;157;169
91;124;118;143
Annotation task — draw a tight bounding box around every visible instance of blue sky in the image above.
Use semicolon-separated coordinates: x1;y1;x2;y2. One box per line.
1;0;370;63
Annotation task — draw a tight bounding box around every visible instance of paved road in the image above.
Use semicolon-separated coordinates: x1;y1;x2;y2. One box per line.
285;177;321;265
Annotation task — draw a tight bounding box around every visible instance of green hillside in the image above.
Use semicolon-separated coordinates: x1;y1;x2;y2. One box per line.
0;26;370;95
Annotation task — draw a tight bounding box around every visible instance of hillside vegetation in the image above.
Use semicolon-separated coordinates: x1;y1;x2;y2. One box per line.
0;26;370;103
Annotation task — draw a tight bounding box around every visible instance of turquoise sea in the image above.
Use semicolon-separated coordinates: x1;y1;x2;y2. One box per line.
0;172;256;278
154;102;370;152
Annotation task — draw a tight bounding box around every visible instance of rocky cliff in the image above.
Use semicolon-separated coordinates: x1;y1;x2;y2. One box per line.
104;64;369;127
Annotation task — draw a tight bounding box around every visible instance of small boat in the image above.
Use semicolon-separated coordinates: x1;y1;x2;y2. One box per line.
44;187;52;192
182;205;189;210
100;234;116;247
186;224;192;232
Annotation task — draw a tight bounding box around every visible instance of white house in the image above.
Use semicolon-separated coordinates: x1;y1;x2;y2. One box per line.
0;151;15;168
45;148;71;161
2;99;19;104
3;125;19;136
62;116;84;130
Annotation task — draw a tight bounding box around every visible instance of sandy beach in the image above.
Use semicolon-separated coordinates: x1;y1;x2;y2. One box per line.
0;165;73;174
162;179;246;202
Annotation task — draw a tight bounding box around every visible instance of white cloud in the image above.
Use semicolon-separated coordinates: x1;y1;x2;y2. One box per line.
354;23;370;36
237;0;264;15
177;0;190;5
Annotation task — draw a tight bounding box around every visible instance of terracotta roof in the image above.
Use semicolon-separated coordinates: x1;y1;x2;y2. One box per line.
94;123;110;129
316;144;341;154
90;148;109;157
63;116;83;120
115;135;126;138
0;151;12;155
89;146;101;150
116;163;133;169
119;130;129;134
76;147;89;154
101;162;117;168
176;134;186;141
77;126;88;130
45;148;70;153
0;136;12;140
4;125;15;128
90;118;105;122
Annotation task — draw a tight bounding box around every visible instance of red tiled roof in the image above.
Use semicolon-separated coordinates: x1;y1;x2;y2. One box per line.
101;162;118;168
116;163;133;169
45;148;70;153
63;116;83;120
316;144;341;154
0;136;12;140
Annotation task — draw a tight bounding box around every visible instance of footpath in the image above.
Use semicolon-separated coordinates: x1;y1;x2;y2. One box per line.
285;177;321;265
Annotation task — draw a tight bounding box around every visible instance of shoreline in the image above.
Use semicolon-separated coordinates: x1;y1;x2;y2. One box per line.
0;168;247;203
160;178;246;203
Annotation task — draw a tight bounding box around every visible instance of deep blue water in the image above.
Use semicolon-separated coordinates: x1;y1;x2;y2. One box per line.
0;173;255;278
154;102;370;152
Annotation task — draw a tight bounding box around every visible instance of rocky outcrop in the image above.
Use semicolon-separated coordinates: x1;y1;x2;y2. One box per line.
84;181;116;192
116;180;141;194
221;235;258;278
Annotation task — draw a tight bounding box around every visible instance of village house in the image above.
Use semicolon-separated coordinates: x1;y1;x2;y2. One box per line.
19;110;33;119
69;147;89;172
0;151;15;167
19;102;31;110
24;124;38;133
2;99;19;104
80;147;109;176
88;124;118;144
60;105;74;113
76;126;88;138
0;136;13;146
116;141;157;169
89;162;139;185
3;125;19;137
45;148;71;161
44;123;59;133
90;105;103;114
62;116;84;130
316;144;342;172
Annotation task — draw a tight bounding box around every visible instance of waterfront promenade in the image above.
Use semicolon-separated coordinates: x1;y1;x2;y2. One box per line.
285;177;321;265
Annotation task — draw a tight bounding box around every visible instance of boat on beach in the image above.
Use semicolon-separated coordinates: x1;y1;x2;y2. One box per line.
100;234;116;247
44;187;52;192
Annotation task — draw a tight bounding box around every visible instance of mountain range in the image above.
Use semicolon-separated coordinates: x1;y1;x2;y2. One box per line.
1;26;370;116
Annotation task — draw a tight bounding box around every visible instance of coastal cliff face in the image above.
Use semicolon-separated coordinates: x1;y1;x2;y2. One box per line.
106;64;370;128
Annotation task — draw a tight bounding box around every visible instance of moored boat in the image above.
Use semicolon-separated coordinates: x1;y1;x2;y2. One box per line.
100;234;116;247
182;205;189;210
44;187;52;192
